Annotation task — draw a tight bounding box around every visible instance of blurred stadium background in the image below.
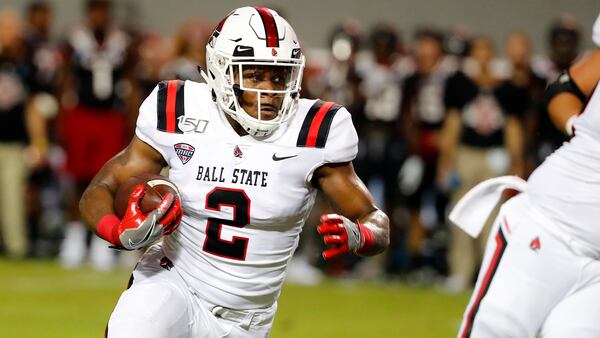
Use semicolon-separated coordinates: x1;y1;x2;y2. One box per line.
0;0;598;337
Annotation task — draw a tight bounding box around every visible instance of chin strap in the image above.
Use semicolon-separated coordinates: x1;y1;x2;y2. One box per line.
199;68;210;84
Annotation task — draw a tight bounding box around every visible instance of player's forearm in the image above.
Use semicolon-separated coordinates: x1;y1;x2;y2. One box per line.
548;94;582;135
80;182;118;232
357;209;390;256
79;159;125;232
80;138;167;233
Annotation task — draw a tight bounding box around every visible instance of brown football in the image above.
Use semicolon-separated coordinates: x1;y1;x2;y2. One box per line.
114;173;181;219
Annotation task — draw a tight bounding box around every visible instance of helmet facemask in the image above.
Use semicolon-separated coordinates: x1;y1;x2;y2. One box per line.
205;47;305;137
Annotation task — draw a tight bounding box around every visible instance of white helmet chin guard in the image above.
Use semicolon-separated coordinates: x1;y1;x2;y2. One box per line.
203;6;306;137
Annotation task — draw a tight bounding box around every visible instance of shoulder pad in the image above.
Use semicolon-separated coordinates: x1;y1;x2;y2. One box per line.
296;99;343;148
157;80;186;133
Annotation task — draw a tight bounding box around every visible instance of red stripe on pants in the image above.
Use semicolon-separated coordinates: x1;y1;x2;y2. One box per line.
461;230;506;338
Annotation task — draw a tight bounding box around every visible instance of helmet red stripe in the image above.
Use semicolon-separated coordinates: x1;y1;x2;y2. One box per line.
255;7;279;47
215;11;233;33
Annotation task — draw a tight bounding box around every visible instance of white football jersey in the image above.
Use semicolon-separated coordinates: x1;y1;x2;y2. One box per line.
527;78;600;252
135;80;358;309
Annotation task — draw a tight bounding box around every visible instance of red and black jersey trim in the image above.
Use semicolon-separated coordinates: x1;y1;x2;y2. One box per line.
157;80;185;134
460;228;508;338
297;100;343;148
254;7;279;47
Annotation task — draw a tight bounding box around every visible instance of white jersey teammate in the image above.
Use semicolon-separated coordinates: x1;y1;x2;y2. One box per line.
452;12;600;338
79;7;390;338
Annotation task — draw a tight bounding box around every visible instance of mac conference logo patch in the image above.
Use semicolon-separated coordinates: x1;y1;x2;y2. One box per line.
174;143;195;164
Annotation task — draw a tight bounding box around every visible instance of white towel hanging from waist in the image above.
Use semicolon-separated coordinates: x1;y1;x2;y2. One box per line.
448;175;527;238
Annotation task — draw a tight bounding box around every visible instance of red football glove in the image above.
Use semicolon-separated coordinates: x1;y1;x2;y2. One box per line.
97;185;181;250
317;214;375;260
160;198;183;236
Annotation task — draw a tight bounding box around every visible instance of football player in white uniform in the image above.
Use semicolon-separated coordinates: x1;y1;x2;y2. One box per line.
79;7;390;338
453;12;600;338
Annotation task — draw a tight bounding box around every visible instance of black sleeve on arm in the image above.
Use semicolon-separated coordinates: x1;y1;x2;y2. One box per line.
544;70;587;107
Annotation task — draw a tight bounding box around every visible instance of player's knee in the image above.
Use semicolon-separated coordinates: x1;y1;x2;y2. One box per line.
108;316;171;338
473;311;532;338
542;325;600;338
107;282;189;338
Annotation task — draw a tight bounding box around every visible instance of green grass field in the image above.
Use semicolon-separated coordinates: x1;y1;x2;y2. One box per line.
0;259;470;338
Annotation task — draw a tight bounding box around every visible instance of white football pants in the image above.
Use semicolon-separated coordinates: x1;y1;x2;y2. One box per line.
106;244;277;338
458;194;600;338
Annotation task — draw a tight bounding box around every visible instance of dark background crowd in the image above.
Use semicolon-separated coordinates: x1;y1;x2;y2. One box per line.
0;0;594;292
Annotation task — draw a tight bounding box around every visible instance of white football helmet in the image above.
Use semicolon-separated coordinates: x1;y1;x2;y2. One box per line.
203;7;305;137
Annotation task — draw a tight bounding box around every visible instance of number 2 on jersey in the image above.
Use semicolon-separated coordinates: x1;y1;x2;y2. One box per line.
202;187;250;260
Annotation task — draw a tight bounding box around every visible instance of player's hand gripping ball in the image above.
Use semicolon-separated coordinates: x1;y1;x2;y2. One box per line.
112;174;183;250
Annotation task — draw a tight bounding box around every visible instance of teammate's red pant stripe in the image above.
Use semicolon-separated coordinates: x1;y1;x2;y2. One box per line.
166;80;178;132
305;101;335;147
460;229;507;338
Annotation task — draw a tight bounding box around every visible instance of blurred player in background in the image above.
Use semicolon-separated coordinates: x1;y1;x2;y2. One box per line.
502;31;546;177
23;1;60;98
358;23;408;215
58;0;135;270
400;28;452;271
79;7;389;337
322;20;364;112
159;19;212;82
0;10;49;258
531;15;582;163
351;24;407;278
453;12;600;338
438;36;526;293
22;1;64;257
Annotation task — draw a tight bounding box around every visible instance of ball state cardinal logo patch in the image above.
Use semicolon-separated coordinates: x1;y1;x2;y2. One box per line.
530;236;541;253
234;145;243;158
174;143;195;164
